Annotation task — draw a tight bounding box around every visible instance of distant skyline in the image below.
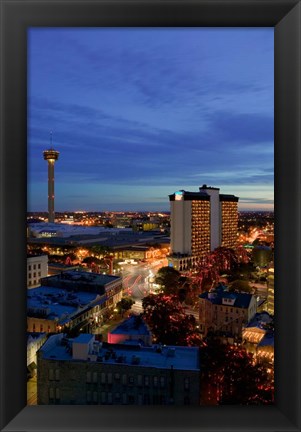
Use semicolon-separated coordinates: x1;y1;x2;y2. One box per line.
28;28;274;212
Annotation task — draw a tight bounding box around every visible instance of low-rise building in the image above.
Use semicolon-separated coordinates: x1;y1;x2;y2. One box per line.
40;270;123;310
27;286;107;333
27;271;123;334
108;315;152;346
27;254;48;288
256;332;274;364
37;333;201;406
48;263;80;276
242;312;274;364
199;285;257;337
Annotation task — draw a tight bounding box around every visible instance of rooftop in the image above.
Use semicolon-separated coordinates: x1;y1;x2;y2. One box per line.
110;315;151;336
27;285;104;323
40;334;200;371
42;270;121;287
258;332;274;347
200;285;253;309
246;312;273;329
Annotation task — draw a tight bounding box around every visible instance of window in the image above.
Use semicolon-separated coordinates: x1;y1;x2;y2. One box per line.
160;376;165;388
86;371;91;383
184;396;190;405
92;372;97;383
49;369;54;380
55;369;60;380
55;388;60;400
128;375;134;385
28;273;31;279
114;373;120;382
144;375;149;387
107;393;112;404
33;264;36;270
38;264;41;269
93;391;98;403
115;393;121;403
137;375;143;386
86;391;91;403
143;394;150;405
101;372;106;384
33;324;35;332
122;374;127;385
107;373;112;384
49;387;54;401
38;272;41;277
184;377;190;390
153;376;158;387
101;392;106;404
40;324;43;332
29;265;32;271
122;393;127;404
128;395;135;404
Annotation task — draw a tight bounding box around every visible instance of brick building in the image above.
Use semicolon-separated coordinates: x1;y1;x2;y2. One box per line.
37;333;201;406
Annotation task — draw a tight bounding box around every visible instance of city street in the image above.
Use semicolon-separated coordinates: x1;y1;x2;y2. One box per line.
121;259;168;313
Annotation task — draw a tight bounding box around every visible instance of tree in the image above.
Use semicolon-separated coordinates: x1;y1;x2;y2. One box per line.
89;245;110;258
142;293;201;346
155;266;181;295
116;297;135;317
200;336;274;405
229;279;252;293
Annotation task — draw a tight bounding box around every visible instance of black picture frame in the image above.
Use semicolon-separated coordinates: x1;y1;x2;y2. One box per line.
1;0;300;431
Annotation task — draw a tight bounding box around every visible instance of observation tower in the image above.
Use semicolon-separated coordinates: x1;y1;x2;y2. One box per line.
43;137;59;223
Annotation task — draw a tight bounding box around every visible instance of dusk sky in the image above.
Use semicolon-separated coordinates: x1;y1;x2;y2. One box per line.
28;28;274;212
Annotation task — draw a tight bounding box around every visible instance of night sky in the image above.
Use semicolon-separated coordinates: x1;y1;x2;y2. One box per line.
28;28;274;212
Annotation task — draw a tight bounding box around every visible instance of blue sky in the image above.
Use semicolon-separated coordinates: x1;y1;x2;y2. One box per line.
28;28;274;212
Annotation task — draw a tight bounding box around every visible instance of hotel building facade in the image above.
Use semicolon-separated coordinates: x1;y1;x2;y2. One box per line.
169;185;238;270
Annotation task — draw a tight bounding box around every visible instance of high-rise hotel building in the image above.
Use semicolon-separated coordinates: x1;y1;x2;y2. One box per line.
168;185;239;270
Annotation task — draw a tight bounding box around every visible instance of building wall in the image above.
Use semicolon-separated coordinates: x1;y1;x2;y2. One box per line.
199;297;257;337
267;267;274;315
201;188;220;251
170;200;192;255
27;318;57;334
220;201;238;248
27;333;47;366
191;200;211;258
37;357;200;406
27;255;48;288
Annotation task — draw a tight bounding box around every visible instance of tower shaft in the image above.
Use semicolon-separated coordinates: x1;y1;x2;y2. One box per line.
43;146;59;223
48;160;55;223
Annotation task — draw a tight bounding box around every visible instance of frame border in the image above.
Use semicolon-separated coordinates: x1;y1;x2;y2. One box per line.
1;0;300;431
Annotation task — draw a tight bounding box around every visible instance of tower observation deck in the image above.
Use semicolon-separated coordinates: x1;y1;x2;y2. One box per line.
43;147;59;223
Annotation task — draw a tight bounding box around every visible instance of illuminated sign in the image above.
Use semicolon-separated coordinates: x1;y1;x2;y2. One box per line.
175;191;184;201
